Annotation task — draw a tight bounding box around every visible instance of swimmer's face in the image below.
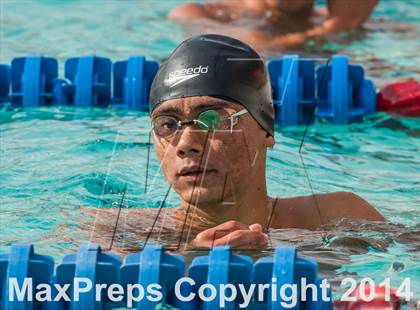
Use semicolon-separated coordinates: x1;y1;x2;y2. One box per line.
151;96;275;205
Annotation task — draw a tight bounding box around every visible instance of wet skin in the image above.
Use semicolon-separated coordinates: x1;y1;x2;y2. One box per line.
148;96;384;249
168;0;379;51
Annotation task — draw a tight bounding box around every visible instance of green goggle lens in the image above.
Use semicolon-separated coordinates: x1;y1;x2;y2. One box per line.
197;110;221;130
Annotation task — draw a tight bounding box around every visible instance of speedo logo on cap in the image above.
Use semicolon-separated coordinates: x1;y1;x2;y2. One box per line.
166;65;208;88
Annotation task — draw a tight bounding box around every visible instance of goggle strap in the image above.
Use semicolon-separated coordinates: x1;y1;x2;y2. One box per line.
179;120;195;126
231;109;248;117
229;109;247;133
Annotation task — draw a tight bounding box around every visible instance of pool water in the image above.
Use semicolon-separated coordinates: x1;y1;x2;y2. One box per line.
1;0;419;305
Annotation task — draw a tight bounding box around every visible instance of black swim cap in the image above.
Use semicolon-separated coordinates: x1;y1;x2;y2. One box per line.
149;34;275;136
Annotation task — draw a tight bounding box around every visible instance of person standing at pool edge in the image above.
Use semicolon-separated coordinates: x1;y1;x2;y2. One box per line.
149;34;384;249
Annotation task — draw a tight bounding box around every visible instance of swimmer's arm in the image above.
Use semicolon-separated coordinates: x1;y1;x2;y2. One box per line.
324;0;379;33
191;220;268;249
248;0;379;50
168;2;244;23
297;0;379;40
168;3;207;21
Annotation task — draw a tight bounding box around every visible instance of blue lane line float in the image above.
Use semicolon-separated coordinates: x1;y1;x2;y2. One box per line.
120;244;185;309
0;64;10;103
253;246;330;310
316;55;376;123
188;245;253;310
113;56;159;111
268;55;316;126
55;243;121;309
0;243;331;309
0;54;377;125
0;244;55;310
9;56;58;107
61;56;112;107
52;78;70;105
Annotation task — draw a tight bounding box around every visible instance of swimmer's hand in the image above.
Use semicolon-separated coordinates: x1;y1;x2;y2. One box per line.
191;220;268;249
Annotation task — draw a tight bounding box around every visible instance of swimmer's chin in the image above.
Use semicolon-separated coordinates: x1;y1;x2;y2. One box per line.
177;186;227;205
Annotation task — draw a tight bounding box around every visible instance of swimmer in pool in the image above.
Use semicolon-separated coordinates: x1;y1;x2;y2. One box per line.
82;34;384;251
168;0;378;50
143;34;384;249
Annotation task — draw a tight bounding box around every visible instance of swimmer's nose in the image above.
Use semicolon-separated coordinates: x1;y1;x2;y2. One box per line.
175;127;206;158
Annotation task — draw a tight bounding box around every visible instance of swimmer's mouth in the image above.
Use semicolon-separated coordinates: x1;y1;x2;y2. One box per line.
177;166;217;179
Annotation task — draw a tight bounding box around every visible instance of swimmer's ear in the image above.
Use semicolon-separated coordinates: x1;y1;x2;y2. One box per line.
265;133;275;148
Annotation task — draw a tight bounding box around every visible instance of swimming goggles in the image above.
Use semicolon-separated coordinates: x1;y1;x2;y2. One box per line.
152;108;249;139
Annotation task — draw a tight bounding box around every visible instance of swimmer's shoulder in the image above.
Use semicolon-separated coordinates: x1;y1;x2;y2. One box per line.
270;191;385;230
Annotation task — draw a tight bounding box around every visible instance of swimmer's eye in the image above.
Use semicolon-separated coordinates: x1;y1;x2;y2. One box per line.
153;116;179;138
